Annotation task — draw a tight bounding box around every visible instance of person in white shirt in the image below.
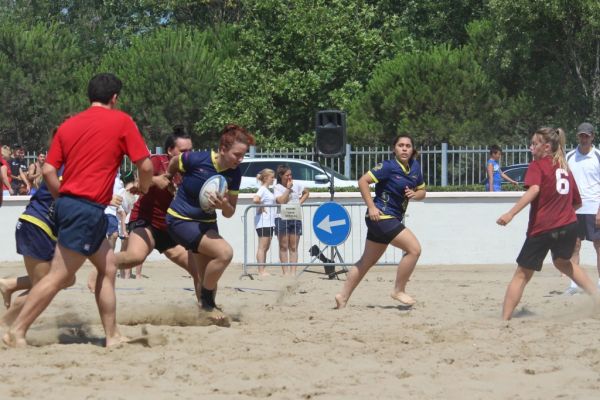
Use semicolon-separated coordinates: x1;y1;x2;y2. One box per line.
253;169;276;276
274;165;309;276
565;122;600;294
105;172;124;250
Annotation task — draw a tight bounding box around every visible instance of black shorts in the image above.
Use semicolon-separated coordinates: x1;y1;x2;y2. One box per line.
516;222;578;271
256;227;274;238
365;217;405;245
55;196;107;256
576;214;600;241
166;215;218;253
128;219;178;254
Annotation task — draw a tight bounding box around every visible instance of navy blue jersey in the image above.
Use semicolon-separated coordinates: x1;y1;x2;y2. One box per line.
20;181;56;240
168;150;241;222
367;158;425;219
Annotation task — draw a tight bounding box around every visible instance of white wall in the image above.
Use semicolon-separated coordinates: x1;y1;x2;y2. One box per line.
2;192;596;266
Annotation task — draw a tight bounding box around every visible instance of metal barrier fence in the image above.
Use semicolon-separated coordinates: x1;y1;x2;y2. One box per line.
22;143;575;187
241;202;405;279
248;144;545;186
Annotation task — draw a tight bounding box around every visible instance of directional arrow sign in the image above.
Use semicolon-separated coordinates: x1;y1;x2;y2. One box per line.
317;215;347;234
312;202;351;246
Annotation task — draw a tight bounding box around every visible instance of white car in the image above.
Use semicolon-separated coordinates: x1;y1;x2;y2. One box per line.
238;158;358;189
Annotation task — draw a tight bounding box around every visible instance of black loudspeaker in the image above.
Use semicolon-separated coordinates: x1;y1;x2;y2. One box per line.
315;110;346;158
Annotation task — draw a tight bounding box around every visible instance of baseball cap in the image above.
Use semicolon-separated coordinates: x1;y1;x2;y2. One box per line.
577;122;594;136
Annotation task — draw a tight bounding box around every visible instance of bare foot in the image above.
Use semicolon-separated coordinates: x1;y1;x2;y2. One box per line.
87;270;98;294
0;278;13;308
390;291;416;306
198;305;231;327
258;272;271;277
334;293;347;309
105;334;131;348
2;330;27;348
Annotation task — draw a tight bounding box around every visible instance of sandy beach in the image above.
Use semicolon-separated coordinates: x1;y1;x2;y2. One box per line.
1;260;600;399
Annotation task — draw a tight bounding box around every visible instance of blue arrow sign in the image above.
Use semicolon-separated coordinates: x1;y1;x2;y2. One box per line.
312;202;351;246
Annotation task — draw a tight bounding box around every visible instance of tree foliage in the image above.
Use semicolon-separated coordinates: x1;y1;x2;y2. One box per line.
197;0;395;147
347;45;528;146
98;26;237;148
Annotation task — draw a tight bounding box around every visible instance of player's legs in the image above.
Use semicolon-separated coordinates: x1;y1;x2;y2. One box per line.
593;239;600;282
164;245;201;302
0;276;31;309
3;244;85;347
196;230;233;292
335;240;387;309
88;239;125;347
502;266;535;320
115;227;154;269
553;258;599;297
389;227;421;305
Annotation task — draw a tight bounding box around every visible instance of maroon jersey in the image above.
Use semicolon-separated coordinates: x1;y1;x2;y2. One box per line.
130;154;178;231
525;156;581;237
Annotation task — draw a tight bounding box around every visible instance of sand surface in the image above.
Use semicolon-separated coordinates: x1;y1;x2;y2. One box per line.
1;261;600;399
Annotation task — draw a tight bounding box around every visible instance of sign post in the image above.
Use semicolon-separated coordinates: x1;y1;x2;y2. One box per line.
306;202;351;278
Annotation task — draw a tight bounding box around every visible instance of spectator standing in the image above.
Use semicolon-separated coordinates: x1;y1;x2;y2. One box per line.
486;145;518;191
9;144;30;195
27;151;46;195
565;122;600;294
1;148;12;198
274;165;309;276
1;145;13;197
253;168;276;276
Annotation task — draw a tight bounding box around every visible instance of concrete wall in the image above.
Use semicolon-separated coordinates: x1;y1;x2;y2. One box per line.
2;192;596;266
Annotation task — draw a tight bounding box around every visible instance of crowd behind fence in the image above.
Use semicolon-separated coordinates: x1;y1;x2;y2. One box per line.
23;143;576;187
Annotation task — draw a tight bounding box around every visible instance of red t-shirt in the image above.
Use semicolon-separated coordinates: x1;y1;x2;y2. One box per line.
46;106;150;205
525;156;581;237
129;154;179;231
0;156;10;191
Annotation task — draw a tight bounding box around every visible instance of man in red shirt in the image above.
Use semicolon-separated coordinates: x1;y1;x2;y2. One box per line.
3;73;153;348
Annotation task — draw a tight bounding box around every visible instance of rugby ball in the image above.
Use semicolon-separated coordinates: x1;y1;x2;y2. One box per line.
199;175;228;212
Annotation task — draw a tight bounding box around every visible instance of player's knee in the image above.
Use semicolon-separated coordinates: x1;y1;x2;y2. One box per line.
218;245;233;264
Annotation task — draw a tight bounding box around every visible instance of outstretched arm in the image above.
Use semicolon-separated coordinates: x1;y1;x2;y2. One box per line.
497;185;540;226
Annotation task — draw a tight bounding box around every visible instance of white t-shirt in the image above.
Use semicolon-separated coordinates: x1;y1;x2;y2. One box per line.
567;146;600;214
274;182;304;218
104;173;124;217
254;186;276;228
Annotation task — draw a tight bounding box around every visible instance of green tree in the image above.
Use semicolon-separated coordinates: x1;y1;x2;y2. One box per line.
347;45;528;146
98;26;236;148
469;0;600;129
0;19;86;149
197;0;395;147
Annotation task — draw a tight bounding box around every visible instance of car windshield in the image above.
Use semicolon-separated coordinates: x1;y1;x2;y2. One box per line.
309;162;348;180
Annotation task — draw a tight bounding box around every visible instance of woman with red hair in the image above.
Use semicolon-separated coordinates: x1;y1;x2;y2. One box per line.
166;124;254;325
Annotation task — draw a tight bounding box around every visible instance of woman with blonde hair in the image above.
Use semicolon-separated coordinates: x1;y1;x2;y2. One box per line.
497;127;600;319
253;168;276;276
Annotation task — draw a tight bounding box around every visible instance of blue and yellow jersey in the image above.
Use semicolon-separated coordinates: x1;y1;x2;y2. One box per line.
167;150;241;222
20;181;57;241
367;158;425;219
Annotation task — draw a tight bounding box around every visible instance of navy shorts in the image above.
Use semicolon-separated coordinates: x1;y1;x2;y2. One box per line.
576;214;600;241
15;219;56;261
128;219;178;254
274;218;302;236
55;196;108;256
106;214;119;236
516;222;578;271
365;217;405;244
166;215;218;253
